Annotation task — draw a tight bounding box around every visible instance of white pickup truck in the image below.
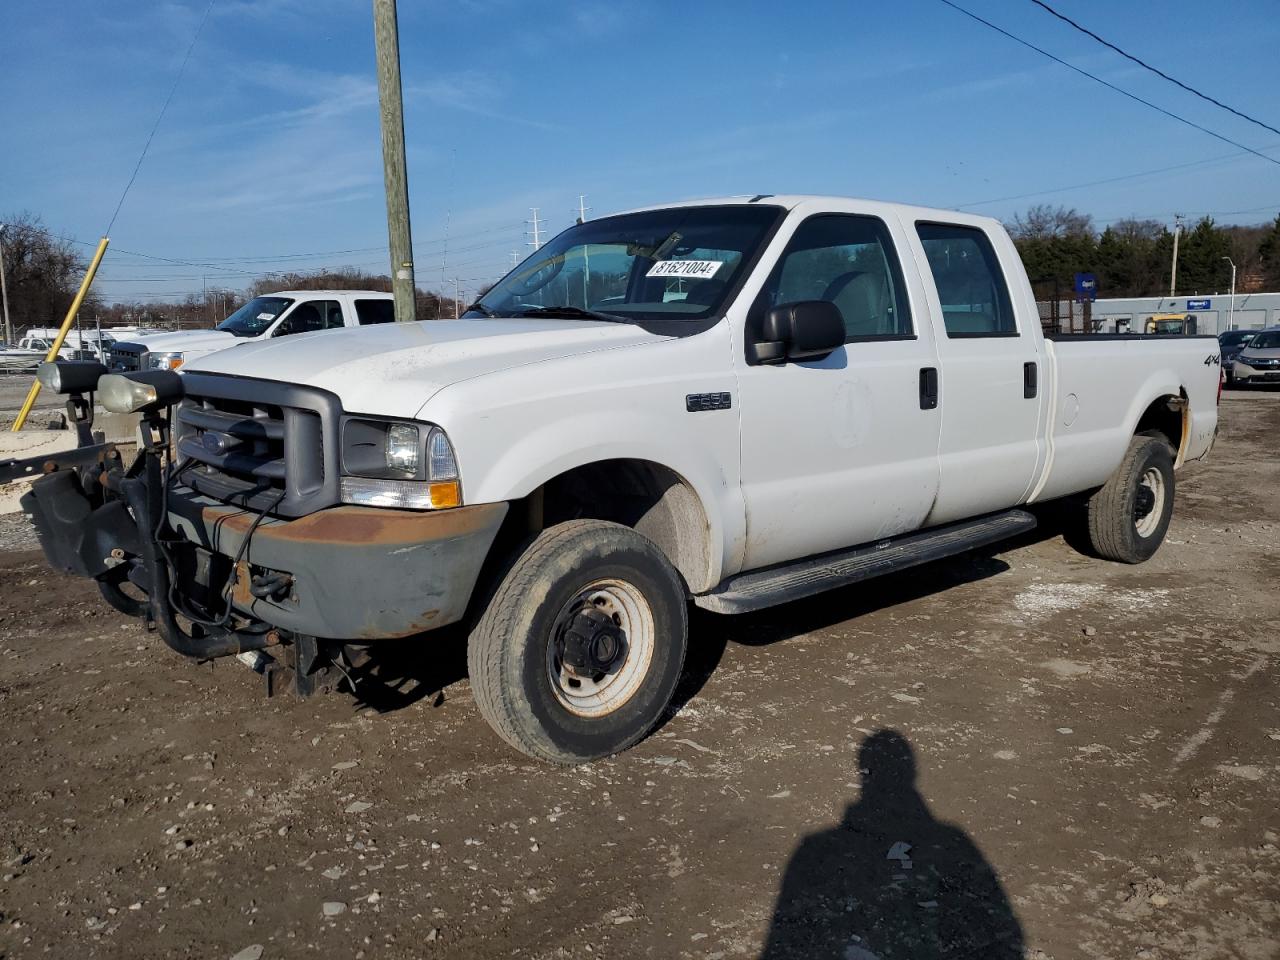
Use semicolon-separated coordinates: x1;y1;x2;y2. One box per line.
108;289;395;372
18;195;1219;765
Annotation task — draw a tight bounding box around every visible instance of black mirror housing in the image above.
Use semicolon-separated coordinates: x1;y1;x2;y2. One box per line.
758;301;844;362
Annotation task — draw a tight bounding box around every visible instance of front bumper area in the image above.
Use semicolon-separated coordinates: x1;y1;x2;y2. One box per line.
165;489;507;639
1232;359;1280;383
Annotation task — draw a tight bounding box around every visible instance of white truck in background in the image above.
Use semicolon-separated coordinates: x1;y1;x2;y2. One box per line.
108;289;395;372
19;195;1220;766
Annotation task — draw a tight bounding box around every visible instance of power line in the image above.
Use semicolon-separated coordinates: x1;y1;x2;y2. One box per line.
104;0;216;235
954;144;1280;209
937;0;1280;169
1028;0;1280;139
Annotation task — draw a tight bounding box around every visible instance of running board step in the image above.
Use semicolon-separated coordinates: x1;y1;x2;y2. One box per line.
695;509;1037;615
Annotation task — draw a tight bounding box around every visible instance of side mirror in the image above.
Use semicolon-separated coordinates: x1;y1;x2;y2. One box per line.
752;301;845;363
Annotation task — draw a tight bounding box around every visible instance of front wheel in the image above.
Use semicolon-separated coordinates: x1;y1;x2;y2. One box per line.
467;520;688;764
1084;435;1175;563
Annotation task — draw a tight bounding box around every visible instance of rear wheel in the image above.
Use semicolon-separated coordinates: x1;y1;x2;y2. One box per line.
467;520;688;764
1084;435;1175;563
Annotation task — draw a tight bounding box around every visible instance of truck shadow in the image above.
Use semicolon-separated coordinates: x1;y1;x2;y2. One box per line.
349;513;1075;717
760;728;1024;959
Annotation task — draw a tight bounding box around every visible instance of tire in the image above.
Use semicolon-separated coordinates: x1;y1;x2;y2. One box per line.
467;519;688;764
1084;435;1175;563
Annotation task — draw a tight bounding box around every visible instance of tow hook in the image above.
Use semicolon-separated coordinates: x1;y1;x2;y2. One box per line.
249;571;293;601
558;606;627;676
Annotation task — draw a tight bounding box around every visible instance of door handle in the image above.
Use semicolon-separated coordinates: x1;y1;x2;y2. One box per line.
1023;361;1038;399
919;367;938;410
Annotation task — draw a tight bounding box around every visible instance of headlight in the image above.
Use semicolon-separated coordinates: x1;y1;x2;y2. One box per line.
385;422;420;473
340;418;461;509
145;351;185;371
36;360;106;395
98;371;185;413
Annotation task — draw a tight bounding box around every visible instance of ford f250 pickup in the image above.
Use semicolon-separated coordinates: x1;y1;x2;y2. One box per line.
108;289;395;372
11;196;1220;764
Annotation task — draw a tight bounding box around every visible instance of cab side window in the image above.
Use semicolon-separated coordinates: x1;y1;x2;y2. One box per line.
274;300;343;336
915;223;1016;337
764;214;913;340
355;299;395;325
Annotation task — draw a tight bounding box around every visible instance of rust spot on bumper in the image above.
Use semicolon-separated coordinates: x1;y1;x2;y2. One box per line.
231;560;254;609
204;501;507;548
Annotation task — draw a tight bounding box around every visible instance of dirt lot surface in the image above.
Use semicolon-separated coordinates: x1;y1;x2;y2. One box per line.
1;391;1277;960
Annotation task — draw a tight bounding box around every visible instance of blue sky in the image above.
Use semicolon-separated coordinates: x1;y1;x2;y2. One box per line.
3;0;1278;304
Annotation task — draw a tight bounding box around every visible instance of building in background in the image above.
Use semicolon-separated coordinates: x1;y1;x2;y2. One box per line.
1040;293;1280;335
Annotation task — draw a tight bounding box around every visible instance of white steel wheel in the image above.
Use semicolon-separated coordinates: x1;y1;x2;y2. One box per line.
546;579;656;718
1133;466;1166;538
467;519;689;764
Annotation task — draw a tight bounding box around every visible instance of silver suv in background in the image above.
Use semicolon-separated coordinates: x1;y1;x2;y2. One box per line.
1219;329;1254;384
1230;328;1280;386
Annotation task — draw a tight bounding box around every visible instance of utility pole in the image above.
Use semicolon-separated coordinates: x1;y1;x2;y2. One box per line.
0;224;12;346
452;277;460;320
1222;256;1236;331
509;250;520;268
525;208;546;251
372;0;416;323
1169;214;1183;298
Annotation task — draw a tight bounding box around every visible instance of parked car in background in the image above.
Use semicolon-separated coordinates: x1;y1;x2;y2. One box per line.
18;327;121;363
109;290;395;372
1219;329;1255;384
1230;327;1280;386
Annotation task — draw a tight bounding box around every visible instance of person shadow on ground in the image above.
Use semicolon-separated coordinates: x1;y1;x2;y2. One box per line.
760;729;1024;960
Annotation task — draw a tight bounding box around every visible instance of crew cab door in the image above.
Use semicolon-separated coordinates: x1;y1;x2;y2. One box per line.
905;219;1046;525
734;207;942;571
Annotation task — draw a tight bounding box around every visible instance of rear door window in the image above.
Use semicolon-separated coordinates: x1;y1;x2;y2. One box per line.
916;223;1016;337
355;299;395;325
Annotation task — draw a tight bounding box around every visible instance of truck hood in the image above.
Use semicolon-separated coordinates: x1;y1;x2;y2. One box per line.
181;318;676;416
126;329;240;354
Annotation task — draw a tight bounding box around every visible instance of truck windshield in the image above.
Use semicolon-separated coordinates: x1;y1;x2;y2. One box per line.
468;205;781;323
217;296;295;337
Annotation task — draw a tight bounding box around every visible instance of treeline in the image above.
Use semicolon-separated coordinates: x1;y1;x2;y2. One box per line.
1009;204;1280;301
98;268;465;330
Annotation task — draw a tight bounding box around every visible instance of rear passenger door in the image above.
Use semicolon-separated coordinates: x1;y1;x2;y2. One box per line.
907;221;1045;525
735;210;942;571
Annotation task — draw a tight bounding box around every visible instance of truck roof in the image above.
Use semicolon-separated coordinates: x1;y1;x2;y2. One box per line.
616;194;1003;228
268;289;393;298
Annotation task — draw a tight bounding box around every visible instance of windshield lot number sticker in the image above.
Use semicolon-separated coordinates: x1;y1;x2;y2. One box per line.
646;259;723;280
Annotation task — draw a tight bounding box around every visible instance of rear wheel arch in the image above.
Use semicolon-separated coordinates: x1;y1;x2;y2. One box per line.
1132;388;1188;464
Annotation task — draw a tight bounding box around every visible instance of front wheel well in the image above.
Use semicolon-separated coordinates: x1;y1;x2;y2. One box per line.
482;459;714;596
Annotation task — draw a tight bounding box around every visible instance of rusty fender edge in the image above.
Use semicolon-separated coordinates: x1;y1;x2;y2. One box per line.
166;490;509;641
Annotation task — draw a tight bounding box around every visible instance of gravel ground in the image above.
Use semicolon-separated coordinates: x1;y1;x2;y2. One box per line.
0;390;1277;960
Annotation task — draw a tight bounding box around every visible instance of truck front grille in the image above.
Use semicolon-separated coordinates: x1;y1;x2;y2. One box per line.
173;373;342;517
110;342;145;371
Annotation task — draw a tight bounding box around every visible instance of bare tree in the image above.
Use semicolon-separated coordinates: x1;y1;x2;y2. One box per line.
1008;205;1095;242
0;212;93;334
